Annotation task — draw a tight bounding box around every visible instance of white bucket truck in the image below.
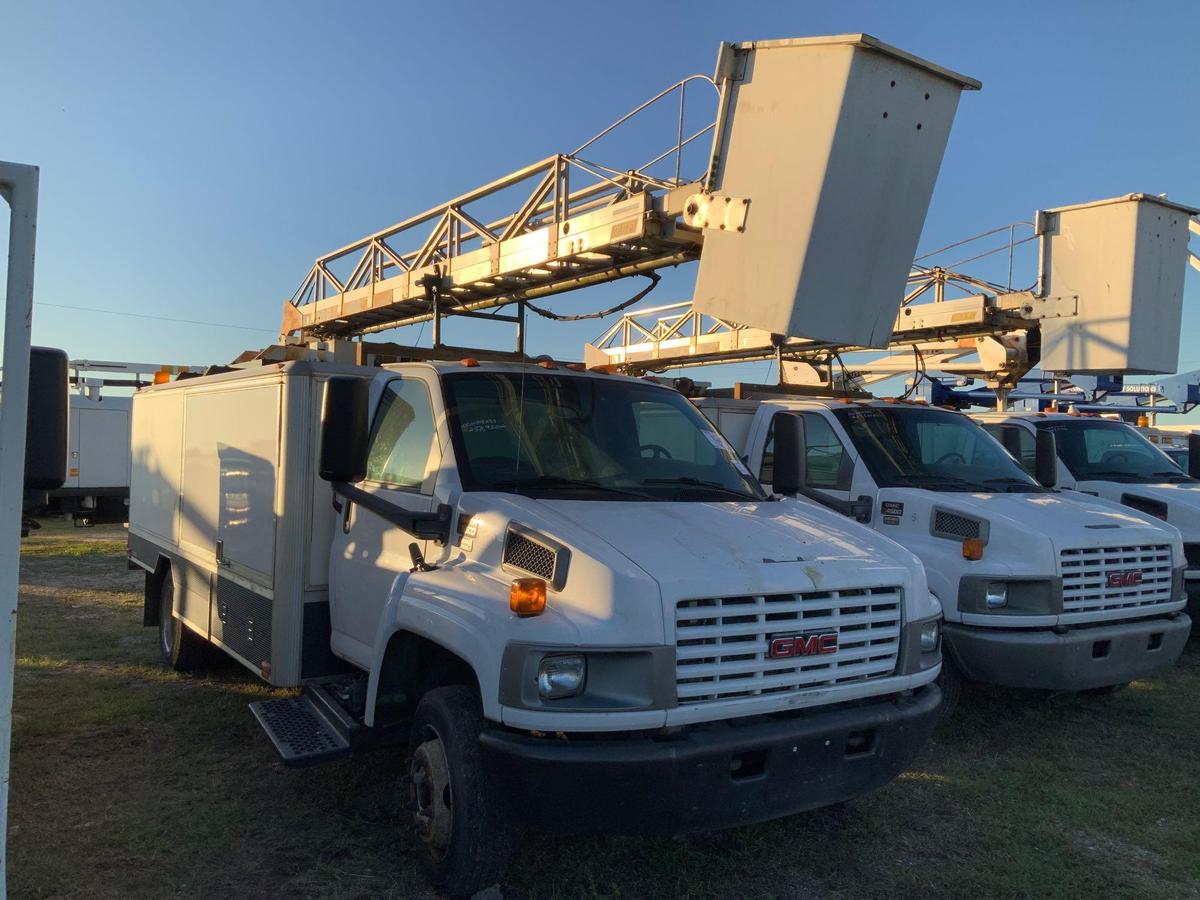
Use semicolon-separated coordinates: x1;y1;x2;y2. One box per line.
977;410;1200;624
126;34;980;897
695;391;1190;707
129;357;943;892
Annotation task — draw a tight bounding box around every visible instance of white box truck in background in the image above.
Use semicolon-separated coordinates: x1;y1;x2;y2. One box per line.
693;390;1190;711
128;357;942;894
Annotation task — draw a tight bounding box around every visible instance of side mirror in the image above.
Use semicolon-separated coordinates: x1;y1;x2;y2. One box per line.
1035;430;1058;489
24;347;68;490
771;413;806;496
319;377;370;483
1188;433;1200;479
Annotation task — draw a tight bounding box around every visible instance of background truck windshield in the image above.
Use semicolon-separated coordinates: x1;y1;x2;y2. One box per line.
1039;419;1192;483
835;406;1042;492
442;371;765;502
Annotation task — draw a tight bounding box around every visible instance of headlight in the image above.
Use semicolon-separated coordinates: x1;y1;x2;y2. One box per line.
536;654;586;699
985;582;1008;609
919;620;940;653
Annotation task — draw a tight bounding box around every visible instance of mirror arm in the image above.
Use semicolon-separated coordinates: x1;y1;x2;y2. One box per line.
331;482;453;545
787;485;873;523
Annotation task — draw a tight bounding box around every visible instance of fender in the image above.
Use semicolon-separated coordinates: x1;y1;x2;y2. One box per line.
363;575;496;726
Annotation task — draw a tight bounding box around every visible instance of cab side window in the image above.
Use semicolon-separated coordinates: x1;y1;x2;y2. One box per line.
760;413;852;490
982;424;1037;474
364;379;438;491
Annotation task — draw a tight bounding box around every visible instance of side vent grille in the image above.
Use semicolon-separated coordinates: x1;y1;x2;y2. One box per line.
931;509;984;541
502;525;570;590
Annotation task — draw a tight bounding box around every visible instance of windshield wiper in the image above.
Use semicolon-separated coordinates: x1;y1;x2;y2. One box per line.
499;475;657;501
898;473;995;492
641;476;760;501
983;477;1045;492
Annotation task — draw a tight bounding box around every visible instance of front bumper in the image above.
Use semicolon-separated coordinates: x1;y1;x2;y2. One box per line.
479;685;940;834
944;613;1191;691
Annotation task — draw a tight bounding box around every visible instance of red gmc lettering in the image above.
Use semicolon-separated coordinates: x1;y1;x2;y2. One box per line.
768;632;838;659
1107;571;1143;588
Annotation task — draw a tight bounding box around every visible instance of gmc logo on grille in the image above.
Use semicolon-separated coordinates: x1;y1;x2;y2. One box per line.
1107;571;1143;588
768;632;839;659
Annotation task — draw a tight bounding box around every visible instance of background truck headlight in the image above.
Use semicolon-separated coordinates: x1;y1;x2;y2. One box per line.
985;582;1008;609
919;621;940;653
536;654;586;699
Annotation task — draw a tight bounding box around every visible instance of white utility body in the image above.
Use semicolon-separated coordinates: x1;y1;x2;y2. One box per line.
978;411;1200;623
699;393;1191;696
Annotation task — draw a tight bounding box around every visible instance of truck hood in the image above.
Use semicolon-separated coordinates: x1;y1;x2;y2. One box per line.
930;490;1181;552
1074;479;1200;543
537;497;926;602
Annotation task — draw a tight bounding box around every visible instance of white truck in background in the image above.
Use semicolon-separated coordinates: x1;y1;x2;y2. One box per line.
978;411;1200;624
38;360;203;525
128;357;943;894
695;390;1191;708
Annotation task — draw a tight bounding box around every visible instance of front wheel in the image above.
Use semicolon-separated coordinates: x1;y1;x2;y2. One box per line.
158;571;206;671
936;656;965;721
408;685;522;898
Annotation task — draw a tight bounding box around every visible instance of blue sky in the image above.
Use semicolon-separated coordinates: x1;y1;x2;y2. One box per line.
2;0;1198;401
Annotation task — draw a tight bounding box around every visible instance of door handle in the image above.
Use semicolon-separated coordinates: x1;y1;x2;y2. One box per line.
341;499;354;534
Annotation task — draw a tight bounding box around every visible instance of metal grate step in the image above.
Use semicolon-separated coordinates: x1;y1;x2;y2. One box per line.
250;693;351;768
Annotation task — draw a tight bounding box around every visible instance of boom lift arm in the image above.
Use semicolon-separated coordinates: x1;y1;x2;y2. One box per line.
280;35;979;351
586;194;1200;408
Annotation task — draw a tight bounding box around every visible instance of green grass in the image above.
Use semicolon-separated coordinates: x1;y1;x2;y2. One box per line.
10;522;1200;898
18;538;127;557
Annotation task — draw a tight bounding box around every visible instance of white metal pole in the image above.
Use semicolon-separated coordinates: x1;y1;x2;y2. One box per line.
0;161;40;900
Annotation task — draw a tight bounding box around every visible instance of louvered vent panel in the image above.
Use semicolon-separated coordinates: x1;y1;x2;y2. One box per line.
932;510;981;540
504;531;556;581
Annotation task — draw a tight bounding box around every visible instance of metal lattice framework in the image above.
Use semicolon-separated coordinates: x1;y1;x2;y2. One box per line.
282;76;721;341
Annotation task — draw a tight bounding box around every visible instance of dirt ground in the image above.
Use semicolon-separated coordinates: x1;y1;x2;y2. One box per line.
10;519;1200;899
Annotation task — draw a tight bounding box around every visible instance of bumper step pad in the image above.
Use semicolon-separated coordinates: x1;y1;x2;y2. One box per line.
250;693;351;767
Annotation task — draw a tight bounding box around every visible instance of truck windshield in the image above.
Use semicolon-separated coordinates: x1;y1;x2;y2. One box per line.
1038;419;1194;483
441;371;766;502
834;406;1043;492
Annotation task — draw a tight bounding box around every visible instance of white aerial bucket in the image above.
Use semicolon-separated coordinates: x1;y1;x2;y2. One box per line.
692;35;980;348
1038;193;1198;375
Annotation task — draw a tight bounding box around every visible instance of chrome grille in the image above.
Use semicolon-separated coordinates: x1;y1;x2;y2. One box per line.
1059;544;1174;614
674;587;902;706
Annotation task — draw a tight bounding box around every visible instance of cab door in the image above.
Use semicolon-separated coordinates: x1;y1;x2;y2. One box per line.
328;375;443;668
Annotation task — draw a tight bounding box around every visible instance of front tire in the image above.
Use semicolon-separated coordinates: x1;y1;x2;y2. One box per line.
937;656;965;721
158;571;206;671
408;685;522;898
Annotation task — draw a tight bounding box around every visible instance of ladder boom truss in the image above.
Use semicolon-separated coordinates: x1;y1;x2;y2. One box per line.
282;76;720;341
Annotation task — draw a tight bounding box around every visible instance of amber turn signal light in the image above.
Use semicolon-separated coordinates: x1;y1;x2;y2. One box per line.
510;578;547;616
962;537;985;561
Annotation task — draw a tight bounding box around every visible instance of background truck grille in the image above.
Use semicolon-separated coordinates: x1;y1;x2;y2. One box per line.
1059;544;1174;614
674;587;902;706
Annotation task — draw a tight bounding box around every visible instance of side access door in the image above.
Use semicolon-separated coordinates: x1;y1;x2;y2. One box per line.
328;375;444;668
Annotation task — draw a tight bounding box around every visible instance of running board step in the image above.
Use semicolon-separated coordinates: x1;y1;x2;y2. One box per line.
250;693;351;767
